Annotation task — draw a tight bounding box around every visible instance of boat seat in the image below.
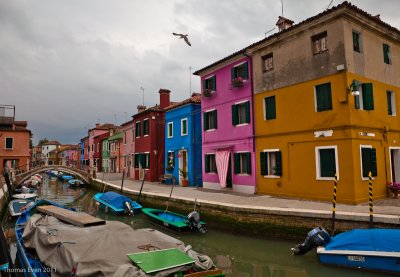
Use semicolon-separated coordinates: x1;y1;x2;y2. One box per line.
159;212;184;223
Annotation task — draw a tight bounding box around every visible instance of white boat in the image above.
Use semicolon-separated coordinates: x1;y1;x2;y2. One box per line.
12;193;37;201
8;199;34;217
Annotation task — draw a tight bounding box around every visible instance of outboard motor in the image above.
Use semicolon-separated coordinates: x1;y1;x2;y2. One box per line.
124;201;134;216
291;226;331;255
187;211;206;234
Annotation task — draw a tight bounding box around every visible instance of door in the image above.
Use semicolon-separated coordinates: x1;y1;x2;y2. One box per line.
179;150;188;179
226;155;232;188
390;149;400;182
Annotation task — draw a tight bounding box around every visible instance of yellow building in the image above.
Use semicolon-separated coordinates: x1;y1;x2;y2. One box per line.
247;2;400;203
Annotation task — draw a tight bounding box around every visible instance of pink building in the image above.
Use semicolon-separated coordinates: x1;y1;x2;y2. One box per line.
194;55;256;194
87;123;116;169
121;119;135;178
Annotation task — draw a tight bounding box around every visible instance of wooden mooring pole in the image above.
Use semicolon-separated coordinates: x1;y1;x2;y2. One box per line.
331;173;338;236
120;168;126;194
368;171;374;228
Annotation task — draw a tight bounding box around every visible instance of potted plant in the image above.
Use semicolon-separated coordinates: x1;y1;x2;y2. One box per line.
202;89;212;97
231;76;244;87
387;182;400;198
179;169;189;187
166;156;174;172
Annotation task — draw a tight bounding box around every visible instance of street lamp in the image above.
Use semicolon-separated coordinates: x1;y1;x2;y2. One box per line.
347;80;360;96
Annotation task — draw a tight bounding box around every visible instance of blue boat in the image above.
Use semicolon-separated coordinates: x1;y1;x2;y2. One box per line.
8;199;34;217
292;227;400;274
93;191;142;215
61;175;74;181
68;179;84;187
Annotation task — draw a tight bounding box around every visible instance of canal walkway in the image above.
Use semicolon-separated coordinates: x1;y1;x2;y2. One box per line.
98;173;400;224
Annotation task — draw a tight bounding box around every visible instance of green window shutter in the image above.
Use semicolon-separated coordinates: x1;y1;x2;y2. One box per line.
134;154;139;168
316;83;332;112
320;149;336;177
231;67;235;80
371;148;377;177
265;96;276;119
362;83;374;110
234;153;240;174
243;62;249;79
213;110;217;129
205;155;210;173
383;44;390;64
204;113;209;130
361;148;371;178
387;91;393;115
260;152;268;175
140;153;146;168
245;101;250;123
212;76;216;91
275;151;282;176
232;104;238;125
246;152;251;174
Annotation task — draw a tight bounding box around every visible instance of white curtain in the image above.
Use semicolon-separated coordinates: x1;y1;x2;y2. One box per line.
216;150;230;188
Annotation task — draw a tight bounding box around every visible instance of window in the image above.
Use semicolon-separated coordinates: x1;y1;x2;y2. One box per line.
132;129;135;142
5;137;13;149
135;121;141;137
232;102;250;125
260;150;282;177
205;154;217;173
361;146;377;178
387;91;396;116
264;96;276;120
203;76;216;91
262;53;274;71
315;146;338;179
231;62;249;80
135;153;150;169
383;43;391;64
352;31;361;53
312;31;327;55
124;132;127;144
355;83;374;111
167;122;173;138
315;83;332;112
234;152;251;175
142;119;149;136
204;110;217;131
181;118;188;136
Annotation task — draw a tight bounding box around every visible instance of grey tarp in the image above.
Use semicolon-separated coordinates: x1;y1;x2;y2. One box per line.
22;214;214;276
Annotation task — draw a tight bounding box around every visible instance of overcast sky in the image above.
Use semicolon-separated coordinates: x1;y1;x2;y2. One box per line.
1;0;399;145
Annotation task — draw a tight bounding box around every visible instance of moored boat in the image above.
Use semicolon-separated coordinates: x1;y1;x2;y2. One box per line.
93;191;142;215
12;193;37;201
15;199;223;276
68;179;84;187
8;199;35;217
142;208;206;233
292;227;400;274
60;175;74;181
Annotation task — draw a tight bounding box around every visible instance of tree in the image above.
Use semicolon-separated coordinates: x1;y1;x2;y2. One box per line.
38;138;49;145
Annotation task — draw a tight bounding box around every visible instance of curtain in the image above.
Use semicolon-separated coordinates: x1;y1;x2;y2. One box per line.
216;150;230;188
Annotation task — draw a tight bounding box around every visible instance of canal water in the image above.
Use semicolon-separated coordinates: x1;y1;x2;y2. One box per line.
5;175;386;276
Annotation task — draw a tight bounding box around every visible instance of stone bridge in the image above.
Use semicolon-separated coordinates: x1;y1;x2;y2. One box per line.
15;165;91;186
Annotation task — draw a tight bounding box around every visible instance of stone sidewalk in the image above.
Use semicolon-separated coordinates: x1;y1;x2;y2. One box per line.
97;173;400;224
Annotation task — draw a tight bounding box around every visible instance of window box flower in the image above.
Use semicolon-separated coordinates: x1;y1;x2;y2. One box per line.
387;182;400;198
232;77;244;87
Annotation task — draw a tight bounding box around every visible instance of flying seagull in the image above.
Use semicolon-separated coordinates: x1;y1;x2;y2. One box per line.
172;33;191;46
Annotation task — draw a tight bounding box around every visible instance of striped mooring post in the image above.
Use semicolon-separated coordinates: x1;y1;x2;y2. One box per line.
368;171;374;228
331;174;338;235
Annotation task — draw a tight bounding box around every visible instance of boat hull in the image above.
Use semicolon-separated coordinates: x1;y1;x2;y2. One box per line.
142;208;206;233
93;192;142;215
317;248;400;273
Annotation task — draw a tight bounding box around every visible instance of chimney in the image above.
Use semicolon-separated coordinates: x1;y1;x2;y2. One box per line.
137;105;147;113
276;16;294;32
95;123;100;128
159;89;171;109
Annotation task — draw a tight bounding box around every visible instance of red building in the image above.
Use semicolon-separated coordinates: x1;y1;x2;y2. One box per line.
93;132;110;172
133;89;171;182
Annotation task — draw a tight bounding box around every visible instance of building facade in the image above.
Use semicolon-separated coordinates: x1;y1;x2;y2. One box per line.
164;93;202;186
121;119;136;178
194;56;256;194
247;2;400;203
87;123;116;168
93;132;109;172
41;141;60;165
109;131;123;173
133;89;170;182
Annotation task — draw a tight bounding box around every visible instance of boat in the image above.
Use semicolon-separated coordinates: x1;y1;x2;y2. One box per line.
93;191;142;215
292;227;400;274
12;193;37;201
14;186;36;193
8;199;35;217
15;199;223;276
68;179;84;187
60;175;74;181
142;208;206;233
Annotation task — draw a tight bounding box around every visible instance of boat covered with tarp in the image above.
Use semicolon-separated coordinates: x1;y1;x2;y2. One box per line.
93;191;142;215
142;208;206;233
16;200;223;276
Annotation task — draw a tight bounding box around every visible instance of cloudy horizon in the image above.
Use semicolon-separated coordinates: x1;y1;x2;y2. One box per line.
2;0;399;145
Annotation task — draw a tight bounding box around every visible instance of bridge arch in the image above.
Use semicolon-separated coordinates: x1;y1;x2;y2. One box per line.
15;165;91;187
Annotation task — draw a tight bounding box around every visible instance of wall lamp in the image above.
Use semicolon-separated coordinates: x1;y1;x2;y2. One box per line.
347;80;360;96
